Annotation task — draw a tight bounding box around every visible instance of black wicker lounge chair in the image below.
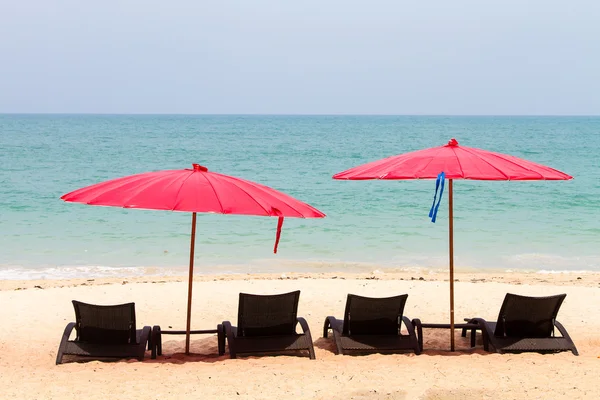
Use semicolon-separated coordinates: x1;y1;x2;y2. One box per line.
56;300;152;364
220;290;316;359
463;293;578;355
323;294;422;355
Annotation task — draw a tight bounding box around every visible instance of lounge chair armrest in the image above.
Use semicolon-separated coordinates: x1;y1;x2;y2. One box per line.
62;322;77;340
296;317;311;335
553;320;568;338
222;320;234;337
296;317;316;360
56;322;76;365
139;326;151;347
322;316;337;338
134;326;152;361
402;316;416;331
554;320;579;356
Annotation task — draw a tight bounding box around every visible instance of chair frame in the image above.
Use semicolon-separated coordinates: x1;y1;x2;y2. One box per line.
220;290;316;359
463;293;578;355
56;300;151;364
323;294;421;355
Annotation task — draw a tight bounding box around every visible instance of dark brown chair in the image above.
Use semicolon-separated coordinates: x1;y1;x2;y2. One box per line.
463;293;578;355
323;294;421;355
220;291;315;359
56;300;152;364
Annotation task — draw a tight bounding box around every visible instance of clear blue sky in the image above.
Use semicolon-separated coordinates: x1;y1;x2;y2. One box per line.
1;1;599;115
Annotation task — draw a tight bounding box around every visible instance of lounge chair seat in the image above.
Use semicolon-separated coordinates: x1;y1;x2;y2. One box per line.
56;300;151;364
221;290;315;359
463;293;578;355
323;294;421;355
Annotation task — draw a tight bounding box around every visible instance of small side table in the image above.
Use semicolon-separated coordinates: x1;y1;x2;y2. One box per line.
417;322;482;351
151;325;225;358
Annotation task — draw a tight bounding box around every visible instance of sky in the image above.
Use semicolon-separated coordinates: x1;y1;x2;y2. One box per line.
0;1;599;115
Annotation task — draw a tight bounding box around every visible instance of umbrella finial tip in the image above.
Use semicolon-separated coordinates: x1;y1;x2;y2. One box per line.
192;164;208;172
447;138;459;146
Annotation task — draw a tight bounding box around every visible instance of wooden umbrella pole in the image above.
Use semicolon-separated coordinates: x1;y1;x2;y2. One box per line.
448;179;455;351
185;212;197;355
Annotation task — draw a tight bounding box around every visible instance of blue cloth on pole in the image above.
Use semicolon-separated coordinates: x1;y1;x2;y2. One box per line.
429;172;445;223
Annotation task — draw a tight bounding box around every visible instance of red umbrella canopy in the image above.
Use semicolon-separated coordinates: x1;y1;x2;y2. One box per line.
333;138;573;181
62;163;326;218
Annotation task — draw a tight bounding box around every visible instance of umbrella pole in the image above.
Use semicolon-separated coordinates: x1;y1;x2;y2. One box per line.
185;212;197;355
448;179;455;351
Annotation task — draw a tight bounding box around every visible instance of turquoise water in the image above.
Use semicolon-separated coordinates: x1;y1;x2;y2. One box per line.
1;114;598;279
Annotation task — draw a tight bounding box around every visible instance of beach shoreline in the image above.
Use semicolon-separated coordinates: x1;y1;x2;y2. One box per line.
2;269;599;291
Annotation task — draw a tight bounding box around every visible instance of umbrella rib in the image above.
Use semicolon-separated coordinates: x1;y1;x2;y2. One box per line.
481;151;545;179
120;170;188;209
227;175;309;217
76;171;174;207
74;177;141;205
415;146;445;179
366;148;446;180
200;173;227;213
265;189;307;217
458;147;512;180
224;177;280;216
450;145;466;178
134;170;186;209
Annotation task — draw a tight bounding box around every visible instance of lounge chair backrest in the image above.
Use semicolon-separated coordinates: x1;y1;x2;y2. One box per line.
494;293;566;338
343;294;408;336
237;291;300;337
72;300;137;344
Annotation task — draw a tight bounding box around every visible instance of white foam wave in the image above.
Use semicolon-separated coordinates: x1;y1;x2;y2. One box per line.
0;265;188;280
503;253;600;271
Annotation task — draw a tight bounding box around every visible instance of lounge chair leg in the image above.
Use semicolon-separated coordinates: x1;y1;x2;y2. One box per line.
222;321;237;359
411;318;423;353
217;324;226;356
136;326;151;361
151;325;162;359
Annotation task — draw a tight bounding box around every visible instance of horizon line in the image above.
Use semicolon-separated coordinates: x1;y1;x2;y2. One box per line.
1;112;599;117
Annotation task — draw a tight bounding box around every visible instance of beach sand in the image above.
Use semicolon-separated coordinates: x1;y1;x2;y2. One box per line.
1;270;599;399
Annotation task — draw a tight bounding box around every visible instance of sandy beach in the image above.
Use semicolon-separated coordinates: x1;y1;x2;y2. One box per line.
1;270;599;399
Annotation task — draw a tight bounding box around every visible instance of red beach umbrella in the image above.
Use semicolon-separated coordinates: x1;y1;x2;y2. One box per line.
333;138;572;350
62;163;325;354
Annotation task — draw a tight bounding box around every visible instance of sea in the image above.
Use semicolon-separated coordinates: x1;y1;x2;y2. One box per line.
1;114;598;280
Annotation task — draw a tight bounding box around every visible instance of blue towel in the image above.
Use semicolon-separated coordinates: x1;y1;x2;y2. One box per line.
429;172;445;223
